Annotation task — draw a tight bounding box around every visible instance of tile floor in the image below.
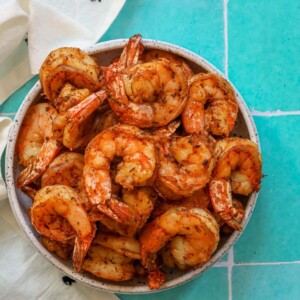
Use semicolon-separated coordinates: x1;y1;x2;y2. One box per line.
1;0;299;299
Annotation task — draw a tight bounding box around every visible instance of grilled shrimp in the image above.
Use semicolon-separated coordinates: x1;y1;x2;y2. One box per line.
41;152;92;210
90;187;157;237
40;47;101;102
157;135;215;196
182;73;238;136
140;207;220;288
151;188;210;218
52;90;107;150
104;58;189;128
30;185;95;271
82;245;136;281
83;124;156;222
54;83;91;113
17;103;61;187
41;236;73;261
209;138;262;230
142;49;194;78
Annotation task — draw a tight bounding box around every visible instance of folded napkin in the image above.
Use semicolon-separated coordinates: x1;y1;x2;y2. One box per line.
0;0;126;104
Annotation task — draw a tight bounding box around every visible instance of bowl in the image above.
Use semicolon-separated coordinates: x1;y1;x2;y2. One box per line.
5;38;260;293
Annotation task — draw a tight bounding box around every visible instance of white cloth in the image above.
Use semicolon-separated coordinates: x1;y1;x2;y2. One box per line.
0;0;126;104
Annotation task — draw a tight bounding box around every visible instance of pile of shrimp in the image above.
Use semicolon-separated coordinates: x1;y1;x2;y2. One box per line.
16;34;262;290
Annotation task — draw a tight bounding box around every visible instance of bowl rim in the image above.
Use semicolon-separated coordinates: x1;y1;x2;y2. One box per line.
5;38;260;294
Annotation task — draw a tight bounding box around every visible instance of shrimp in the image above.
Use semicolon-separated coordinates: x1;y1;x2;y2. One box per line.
54;83;91;113
104;58;189;128
83;124;156;222
39;47;101;102
82;245;136;281
139;207;220;289
30;185;95;271
41;236;73;261
89;187;157;237
52;90;107;150
17;103;61;187
182;73;238;136
157;135;215;197
151;188;210;218
142;49;194;79
209;138;262;230
93;233;141;260
41;152;91;211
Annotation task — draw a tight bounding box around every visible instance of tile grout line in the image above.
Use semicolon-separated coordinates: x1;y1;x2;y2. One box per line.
251;109;300;116
235;261;300;266
0;112;16;117
223;0;233;299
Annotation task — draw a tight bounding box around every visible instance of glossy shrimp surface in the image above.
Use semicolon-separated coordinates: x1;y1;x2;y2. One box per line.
17;103;61;187
40;47;100;101
83;124;156;222
30;185;95;271
182;73;238;136
157;135;215;196
105;58;189;128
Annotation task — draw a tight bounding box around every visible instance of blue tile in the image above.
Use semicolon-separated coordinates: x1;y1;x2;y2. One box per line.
100;0;225;71
228;1;300;110
234;116;300;262
232;264;300;300
118;267;228;300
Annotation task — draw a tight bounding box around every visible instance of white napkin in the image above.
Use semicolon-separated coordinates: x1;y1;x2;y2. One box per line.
0;0;126;104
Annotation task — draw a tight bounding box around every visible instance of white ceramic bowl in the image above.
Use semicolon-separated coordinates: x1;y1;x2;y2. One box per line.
5;39;260;294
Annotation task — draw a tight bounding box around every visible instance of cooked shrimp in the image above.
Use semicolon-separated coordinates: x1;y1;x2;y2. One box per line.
142;49;194;79
151;188;210;218
104;58;189;128
182;73;238;136
93;233;141;260
140;207;220;288
83;124;156;222
40;152;91;210
41;236;73;261
54;83;91;113
209;138;262;230
90;187;157;237
82;245;136;281
17;103;61;187
30;185;95;271
157;135;215;196
52;90;107;150
40;47;101;101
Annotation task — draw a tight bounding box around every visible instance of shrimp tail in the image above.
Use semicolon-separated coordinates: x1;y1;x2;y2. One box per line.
147;270;166;290
73;224;96;272
17;140;61;187
219;209;244;232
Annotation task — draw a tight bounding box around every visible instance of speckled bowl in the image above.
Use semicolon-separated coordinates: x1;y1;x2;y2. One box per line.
5;39;260;294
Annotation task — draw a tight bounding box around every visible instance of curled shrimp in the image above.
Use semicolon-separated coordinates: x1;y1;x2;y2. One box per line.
41;236;73;261
40;47;101;102
151;188;210;218
90;187;157;237
30;185;95;271
17;103;61;187
52;90;107;150
82;245;136;281
209;138;262;230
157;135;215;196
142;49;194;78
140;207;220;289
54;83;91;113
182;73;238;136
83;124;156;222
104;58;189;128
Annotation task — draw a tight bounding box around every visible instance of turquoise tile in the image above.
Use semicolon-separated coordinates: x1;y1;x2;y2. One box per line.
234;116;300;262
0;76;38;114
118;267;228;300
232;264;300;300
100;0;225;71
228;1;300;110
